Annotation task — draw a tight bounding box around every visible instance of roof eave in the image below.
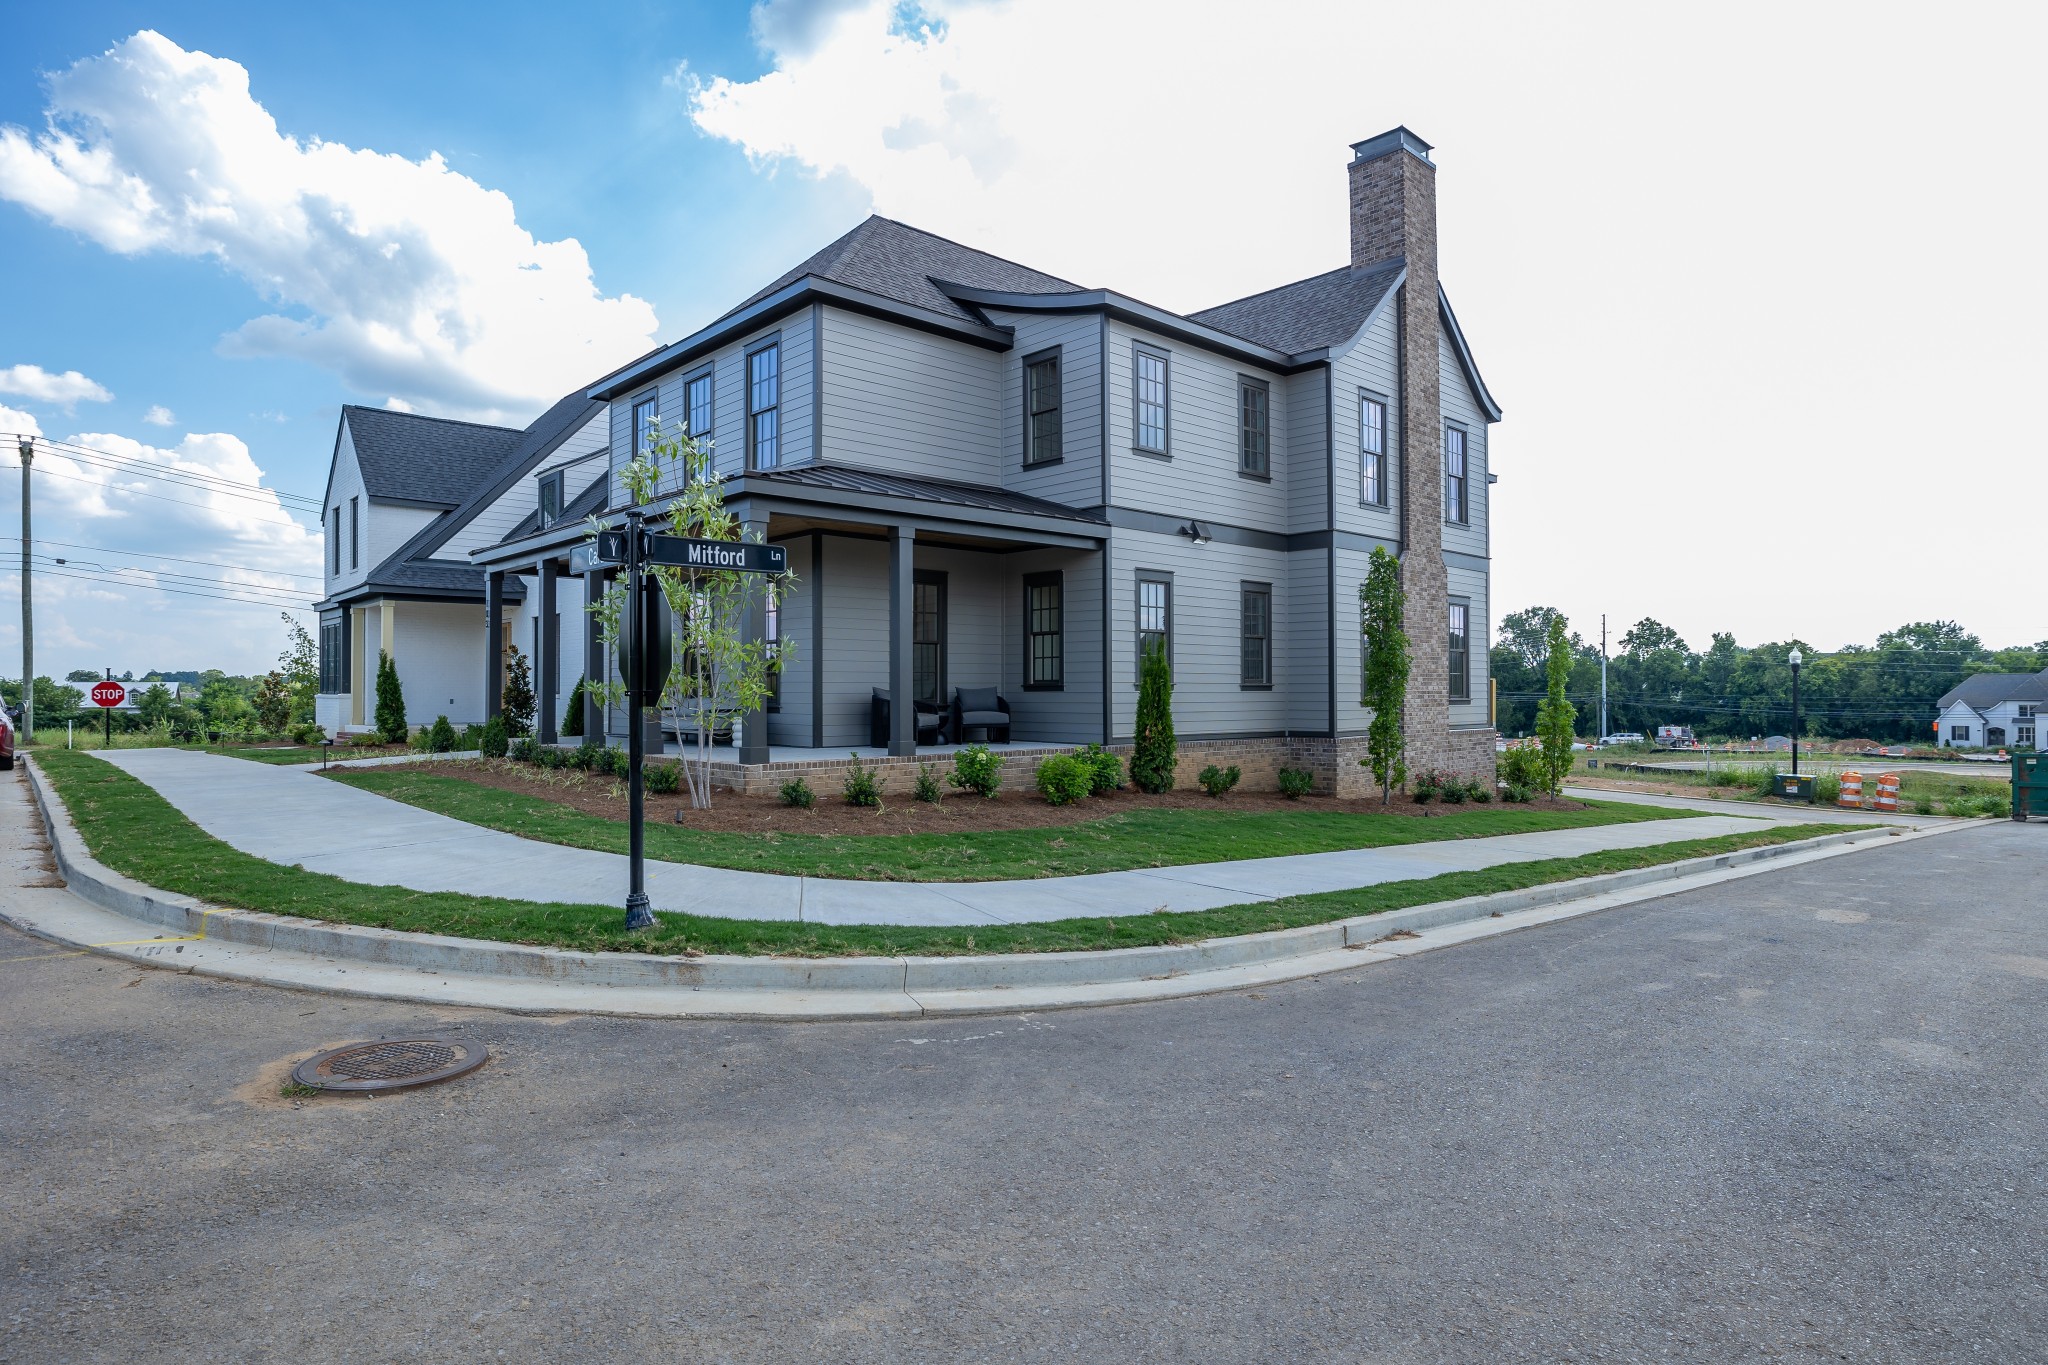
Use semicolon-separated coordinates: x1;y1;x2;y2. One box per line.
939;282;1310;372
1438;285;1504;423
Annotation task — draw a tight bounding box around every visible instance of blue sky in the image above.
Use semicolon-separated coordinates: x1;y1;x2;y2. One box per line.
0;1;2042;681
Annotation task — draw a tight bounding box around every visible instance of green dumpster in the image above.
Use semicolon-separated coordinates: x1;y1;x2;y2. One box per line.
1774;772;1816;803
2013;753;2046;822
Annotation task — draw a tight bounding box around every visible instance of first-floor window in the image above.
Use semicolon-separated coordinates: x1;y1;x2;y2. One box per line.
1024;572;1063;689
1240;583;1272;687
1136;574;1171;679
1951;724;1970;742
319;618;347;694
2019;723;2037;747
1448;600;1471;701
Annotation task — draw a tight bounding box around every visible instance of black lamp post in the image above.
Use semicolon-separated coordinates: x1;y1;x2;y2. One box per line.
1788;646;1803;777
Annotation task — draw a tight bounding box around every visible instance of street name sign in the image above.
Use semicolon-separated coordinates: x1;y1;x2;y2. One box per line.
645;536;786;573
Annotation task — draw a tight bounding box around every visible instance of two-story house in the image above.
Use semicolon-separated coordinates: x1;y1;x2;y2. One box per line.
338;127;1501;792
311;389;608;734
1934;670;2046;750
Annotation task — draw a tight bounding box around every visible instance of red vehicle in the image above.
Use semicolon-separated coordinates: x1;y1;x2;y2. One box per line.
0;706;14;771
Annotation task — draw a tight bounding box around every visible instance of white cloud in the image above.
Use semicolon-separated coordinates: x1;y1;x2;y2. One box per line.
0;31;661;423
687;0;2048;648
141;404;174;425
0;403;43;438
0;364;112;409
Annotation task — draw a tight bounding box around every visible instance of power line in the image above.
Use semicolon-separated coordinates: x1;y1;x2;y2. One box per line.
23;443;323;514
0;564;311;611
33;538;323;584
2;432;323;509
0;459;313;530
27;555;309;608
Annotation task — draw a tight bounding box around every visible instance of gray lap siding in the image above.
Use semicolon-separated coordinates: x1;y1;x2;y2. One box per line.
818;309;1003;485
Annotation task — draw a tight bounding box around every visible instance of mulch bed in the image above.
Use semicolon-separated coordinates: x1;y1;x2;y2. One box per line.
357;759;1592;835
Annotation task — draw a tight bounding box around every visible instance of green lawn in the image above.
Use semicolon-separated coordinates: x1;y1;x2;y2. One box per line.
31;749;1863;958
328;765;1700;881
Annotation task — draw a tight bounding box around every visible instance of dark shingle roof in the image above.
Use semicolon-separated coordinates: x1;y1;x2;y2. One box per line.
374;559;524;599
1937;670;2048;710
343;406;522;507
720;216;1083;326
749;464;1106;524
1189;259;1405;354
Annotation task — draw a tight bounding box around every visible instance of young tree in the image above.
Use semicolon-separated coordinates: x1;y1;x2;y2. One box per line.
1130;641;1177;793
253;670;292;735
136;682;173;729
501;646;536;737
1358;547;1411;805
278;613;320;723
1536;614;1578;795
589;417;793;808
374;651;408;743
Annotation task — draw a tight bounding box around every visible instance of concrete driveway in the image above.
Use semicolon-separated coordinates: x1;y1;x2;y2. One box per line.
2;819;2041;1361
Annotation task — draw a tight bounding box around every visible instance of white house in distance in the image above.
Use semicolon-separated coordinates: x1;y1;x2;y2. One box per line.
1934;670;2045;750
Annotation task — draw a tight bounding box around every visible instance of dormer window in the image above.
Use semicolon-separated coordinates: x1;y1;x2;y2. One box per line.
538;470;564;527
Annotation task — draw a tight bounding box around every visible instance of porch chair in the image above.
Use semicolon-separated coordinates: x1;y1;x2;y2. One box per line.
950;686;1011;744
869;688;946;749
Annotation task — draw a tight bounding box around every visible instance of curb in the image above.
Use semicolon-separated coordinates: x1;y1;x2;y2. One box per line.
14;756;1971;1018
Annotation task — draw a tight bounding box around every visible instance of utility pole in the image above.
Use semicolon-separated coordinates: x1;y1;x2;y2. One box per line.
1599;613;1608;743
17;436;31;740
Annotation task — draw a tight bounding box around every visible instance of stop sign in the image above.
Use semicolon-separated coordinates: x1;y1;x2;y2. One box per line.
90;680;126;709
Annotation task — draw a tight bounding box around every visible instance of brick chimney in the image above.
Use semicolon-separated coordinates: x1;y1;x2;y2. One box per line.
1349;127;1450;770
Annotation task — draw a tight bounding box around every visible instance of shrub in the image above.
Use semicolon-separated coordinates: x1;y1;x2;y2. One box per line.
561;677;585;738
373;651;407;744
479;716;509;760
570;744;600;771
597;746;628;779
408;727;433;753
646;760;681;795
427;715;456;753
1813;774;1841;807
1500;746;1546;794
289;722;325;746
843;753;882;807
509;737;539;763
1035;754;1092;806
1197;763;1240;797
458;723;483;751
1504;783;1533;803
780;777;815;808
1277;766;1315;799
1439;776;1467;804
502;647;536;737
1130;641;1176;794
1469;779;1493;803
948;744;1002;798
1074;743;1124;795
913;763;944;805
1412;769;1442;804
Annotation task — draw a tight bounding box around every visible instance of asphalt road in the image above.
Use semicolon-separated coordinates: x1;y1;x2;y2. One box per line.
2;823;2043;1363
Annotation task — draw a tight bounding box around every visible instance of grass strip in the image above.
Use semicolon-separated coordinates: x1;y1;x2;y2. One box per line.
327;766;1698;881
33;749;1866;958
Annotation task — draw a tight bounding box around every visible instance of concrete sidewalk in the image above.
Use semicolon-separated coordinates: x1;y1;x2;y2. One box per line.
98;749;1811;928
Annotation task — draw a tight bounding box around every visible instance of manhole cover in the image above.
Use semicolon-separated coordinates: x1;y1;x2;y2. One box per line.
291;1037;487;1093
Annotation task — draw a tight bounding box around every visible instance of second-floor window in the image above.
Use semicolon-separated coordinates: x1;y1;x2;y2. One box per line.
1361;395;1387;505
348;496;359;569
1239;379;1269;478
1444;425;1468;524
1025;352;1061;466
632;396;657;463
1024;572;1063;689
1134;346;1169;454
686;372;713;443
1448;600;1471;701
748;342;780;470
329;507;340;574
538;470;564;527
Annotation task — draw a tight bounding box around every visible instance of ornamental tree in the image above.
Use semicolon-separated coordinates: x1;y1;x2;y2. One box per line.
1536;613;1578;795
1130;640;1177;793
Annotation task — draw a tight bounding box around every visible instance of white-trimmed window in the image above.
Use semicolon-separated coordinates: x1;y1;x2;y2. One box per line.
1361;395;1387;505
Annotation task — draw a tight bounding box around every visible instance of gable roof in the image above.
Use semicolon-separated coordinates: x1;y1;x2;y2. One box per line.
342;406;522;508
1937;670;2048;711
1189;260;1405;355
721;216;1082;328
497;468;610;545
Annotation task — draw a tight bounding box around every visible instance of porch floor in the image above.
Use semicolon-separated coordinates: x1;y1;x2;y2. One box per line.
572;738;1087;764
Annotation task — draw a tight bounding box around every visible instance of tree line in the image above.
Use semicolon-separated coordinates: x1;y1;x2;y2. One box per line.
1490;613;2047;743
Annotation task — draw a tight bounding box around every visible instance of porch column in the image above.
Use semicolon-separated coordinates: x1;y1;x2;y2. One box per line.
538;558;560;744
484;570;505;719
737;512;771;765
888;524;916;756
582;569;605;744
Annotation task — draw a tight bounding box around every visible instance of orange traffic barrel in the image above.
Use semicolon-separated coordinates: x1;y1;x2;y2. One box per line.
1837;770;1864;808
1873;772;1901;813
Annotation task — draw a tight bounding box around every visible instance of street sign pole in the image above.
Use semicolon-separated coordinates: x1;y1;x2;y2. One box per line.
103;668;112;748
622;511;654;931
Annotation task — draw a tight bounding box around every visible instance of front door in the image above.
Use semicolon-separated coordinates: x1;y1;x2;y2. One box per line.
913;571;946;707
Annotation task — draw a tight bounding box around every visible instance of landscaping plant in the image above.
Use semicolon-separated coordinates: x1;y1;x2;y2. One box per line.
913;763;945;805
1035;754;1092;807
561;676;585;738
253;670;292;735
646;760;682;796
780;777;815;808
948;744;1003;798
479;716;509;759
588;415;794;810
842;753;882;808
1197;763;1241;797
1131;642;1176;794
373;650;407;744
1075;742;1124;795
1277;766;1315;799
427;715;457;753
1358;546;1409;805
502;646;537;738
1535;614;1578;796
1412;769;1441;804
